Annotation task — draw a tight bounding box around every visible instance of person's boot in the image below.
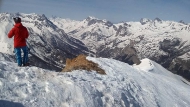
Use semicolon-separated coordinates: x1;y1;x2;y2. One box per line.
23;63;30;66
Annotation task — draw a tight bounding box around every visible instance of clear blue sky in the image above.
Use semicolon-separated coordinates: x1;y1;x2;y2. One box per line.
0;0;190;23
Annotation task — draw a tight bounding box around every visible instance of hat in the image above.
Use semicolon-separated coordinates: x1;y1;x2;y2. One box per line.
13;17;21;23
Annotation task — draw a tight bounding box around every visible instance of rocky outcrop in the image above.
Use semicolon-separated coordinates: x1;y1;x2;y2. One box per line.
97;40;141;65
116;46;141;65
169;58;190;80
62;55;106;74
158;39;190;80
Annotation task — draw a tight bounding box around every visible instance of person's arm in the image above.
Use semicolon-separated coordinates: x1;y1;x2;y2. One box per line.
8;28;15;38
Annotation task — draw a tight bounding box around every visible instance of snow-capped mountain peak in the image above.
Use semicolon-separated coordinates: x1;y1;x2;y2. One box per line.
153;17;162;22
84;16;111;26
140;18;152;25
85;16;97;21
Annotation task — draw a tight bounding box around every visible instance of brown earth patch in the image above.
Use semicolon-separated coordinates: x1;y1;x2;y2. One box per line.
62;55;106;74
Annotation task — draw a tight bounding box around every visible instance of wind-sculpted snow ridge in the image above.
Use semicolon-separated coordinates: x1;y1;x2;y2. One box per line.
0;57;190;107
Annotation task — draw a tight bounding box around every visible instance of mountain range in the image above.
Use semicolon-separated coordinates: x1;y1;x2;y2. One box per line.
0;12;190;80
50;15;190;80
0;12;190;107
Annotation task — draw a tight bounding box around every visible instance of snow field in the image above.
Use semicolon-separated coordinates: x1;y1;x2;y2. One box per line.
0;57;190;107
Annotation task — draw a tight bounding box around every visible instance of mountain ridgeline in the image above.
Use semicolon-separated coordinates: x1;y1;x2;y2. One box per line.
50;16;190;80
0;13;190;80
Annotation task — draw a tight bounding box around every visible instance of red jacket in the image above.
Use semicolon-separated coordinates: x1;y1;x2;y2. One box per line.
8;23;29;48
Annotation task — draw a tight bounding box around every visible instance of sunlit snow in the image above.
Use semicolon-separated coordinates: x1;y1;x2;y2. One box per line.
0;57;190;107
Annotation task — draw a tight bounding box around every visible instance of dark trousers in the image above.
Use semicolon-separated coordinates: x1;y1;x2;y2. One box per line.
14;46;29;66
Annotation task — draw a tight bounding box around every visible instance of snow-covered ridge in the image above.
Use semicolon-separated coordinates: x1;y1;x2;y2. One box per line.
0;57;190;107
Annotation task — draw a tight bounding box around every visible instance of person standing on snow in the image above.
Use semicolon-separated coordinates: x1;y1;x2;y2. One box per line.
8;17;29;67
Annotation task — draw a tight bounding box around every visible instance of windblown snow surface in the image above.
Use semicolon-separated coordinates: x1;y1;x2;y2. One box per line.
0;57;190;107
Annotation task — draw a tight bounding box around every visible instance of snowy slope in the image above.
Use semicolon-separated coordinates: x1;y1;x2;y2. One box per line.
0;57;190;107
0;14;15;54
